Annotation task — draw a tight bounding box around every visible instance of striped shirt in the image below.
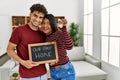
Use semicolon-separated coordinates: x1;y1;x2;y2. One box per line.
45;26;73;67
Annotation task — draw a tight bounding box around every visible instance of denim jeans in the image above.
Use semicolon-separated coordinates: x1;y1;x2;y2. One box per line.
21;73;47;80
50;61;76;80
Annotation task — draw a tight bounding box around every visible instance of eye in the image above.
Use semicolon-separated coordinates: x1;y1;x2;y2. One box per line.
33;14;37;17
39;17;44;19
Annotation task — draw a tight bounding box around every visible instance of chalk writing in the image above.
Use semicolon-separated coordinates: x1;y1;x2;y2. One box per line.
28;42;58;64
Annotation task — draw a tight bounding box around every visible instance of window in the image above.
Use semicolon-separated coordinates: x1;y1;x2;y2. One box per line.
101;0;120;67
84;0;93;55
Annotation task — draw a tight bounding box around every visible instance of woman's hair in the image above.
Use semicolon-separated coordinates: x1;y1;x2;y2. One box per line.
30;3;48;15
44;14;58;33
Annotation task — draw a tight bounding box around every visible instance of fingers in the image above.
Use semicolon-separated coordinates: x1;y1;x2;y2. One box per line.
61;18;67;26
32;62;40;66
49;61;57;66
21;60;40;69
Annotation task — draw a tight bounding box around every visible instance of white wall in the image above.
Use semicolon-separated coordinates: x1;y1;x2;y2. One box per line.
93;0;101;59
0;0;82;56
0;0;81;24
0;16;12;56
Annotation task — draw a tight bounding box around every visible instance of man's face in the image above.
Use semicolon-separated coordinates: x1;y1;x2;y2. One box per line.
30;11;44;27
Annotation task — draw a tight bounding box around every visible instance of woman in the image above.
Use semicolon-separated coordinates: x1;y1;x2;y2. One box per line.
41;14;76;80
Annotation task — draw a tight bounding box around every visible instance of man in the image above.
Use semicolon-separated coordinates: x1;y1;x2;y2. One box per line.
7;3;48;80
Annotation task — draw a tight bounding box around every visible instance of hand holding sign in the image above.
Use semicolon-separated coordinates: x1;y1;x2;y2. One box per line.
20;60;39;69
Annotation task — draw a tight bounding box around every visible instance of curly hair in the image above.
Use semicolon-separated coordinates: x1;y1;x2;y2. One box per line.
30;3;48;15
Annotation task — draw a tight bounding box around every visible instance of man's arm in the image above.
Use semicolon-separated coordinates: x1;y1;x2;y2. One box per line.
7;42;39;69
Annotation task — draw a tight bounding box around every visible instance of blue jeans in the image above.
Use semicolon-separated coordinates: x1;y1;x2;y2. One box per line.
50;61;76;80
21;73;47;80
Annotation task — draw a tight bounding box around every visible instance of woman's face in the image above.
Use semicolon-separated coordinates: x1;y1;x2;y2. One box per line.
41;18;52;35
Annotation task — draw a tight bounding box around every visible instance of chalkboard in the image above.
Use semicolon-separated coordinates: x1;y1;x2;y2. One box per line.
28;42;58;64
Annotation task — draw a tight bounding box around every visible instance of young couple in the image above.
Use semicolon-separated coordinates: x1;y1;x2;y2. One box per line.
7;3;76;80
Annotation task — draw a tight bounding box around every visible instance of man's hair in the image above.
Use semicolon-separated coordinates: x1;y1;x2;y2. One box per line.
30;3;48;15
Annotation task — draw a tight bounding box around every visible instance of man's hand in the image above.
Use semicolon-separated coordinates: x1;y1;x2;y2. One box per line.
20;60;39;69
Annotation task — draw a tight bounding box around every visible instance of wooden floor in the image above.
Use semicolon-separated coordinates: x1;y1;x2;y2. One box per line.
48;78;51;80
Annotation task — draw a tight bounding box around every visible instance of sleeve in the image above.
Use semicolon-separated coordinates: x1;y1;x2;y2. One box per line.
58;26;73;50
9;27;21;44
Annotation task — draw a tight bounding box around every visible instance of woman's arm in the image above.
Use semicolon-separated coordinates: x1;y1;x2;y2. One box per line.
61;26;73;50
58;18;73;50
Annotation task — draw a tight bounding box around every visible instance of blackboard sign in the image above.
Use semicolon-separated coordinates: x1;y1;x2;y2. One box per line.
28;42;58;64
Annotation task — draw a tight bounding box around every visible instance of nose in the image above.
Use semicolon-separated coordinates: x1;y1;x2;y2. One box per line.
41;23;47;28
36;17;40;22
44;23;48;26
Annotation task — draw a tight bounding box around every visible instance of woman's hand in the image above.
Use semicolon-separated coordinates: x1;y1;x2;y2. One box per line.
57;18;67;28
49;61;57;66
61;18;67;26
